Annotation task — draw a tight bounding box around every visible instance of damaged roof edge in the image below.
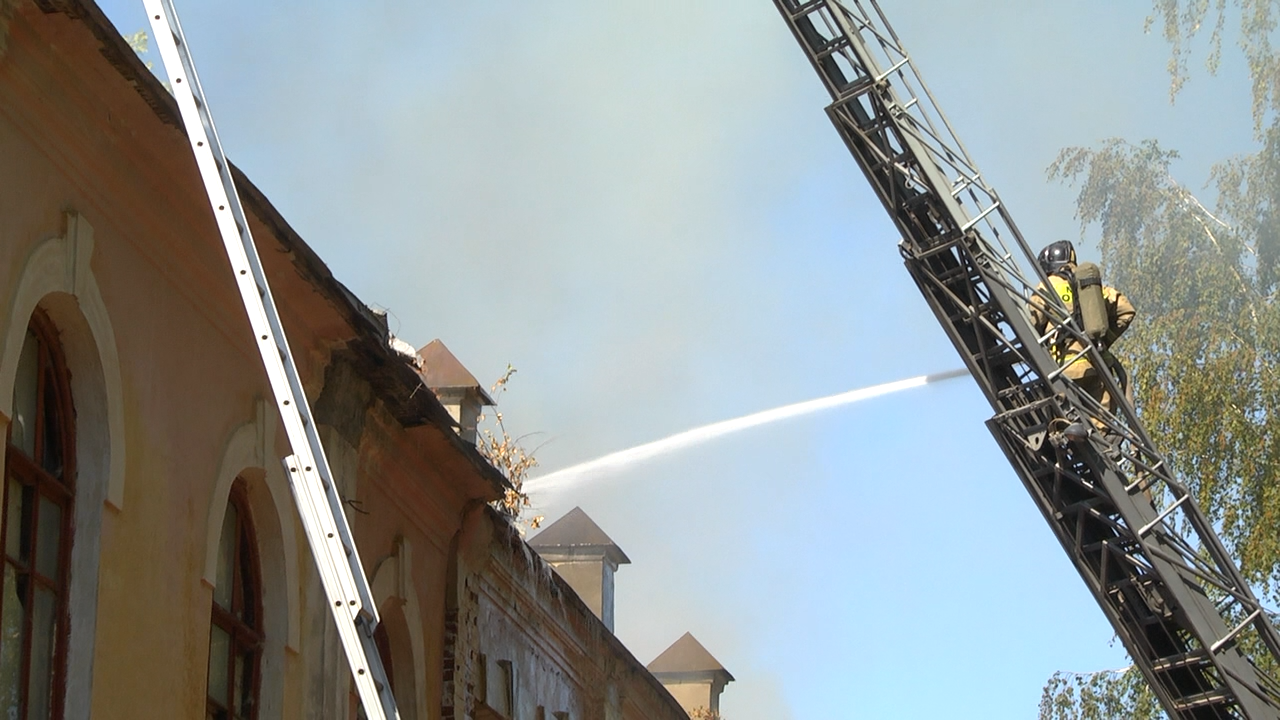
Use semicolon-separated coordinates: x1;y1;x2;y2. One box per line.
488;506;692;720
33;0;184;130
34;0;510;497
232;169;512;497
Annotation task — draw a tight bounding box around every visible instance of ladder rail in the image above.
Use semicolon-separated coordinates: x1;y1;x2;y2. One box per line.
142;3;399;718
776;1;1280;717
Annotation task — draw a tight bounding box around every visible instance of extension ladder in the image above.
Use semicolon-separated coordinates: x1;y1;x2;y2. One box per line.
143;2;399;717
774;1;1280;717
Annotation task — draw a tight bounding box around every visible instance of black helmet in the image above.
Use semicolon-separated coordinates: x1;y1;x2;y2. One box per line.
1038;240;1076;275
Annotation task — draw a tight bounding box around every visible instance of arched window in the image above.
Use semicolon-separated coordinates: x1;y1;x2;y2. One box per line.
1;310;75;720
207;482;263;720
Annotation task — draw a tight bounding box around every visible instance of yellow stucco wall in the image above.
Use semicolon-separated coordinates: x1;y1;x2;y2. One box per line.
0;4;488;718
0;5;691;720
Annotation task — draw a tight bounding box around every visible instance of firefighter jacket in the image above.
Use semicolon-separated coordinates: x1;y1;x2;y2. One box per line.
1027;265;1135;369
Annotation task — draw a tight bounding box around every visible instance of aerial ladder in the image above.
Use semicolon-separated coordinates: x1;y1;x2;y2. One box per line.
143;1;400;718
774;1;1280;718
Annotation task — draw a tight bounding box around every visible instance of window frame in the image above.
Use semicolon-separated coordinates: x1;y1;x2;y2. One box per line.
207;481;264;720
1;309;75;720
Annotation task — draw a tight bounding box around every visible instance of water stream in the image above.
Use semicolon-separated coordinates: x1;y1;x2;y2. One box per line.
526;368;968;495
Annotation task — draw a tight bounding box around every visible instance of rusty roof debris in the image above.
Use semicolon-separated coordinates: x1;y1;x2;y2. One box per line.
387;334;424;370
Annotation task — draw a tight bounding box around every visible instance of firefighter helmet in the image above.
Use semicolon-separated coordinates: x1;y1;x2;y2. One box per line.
1038;240;1077;275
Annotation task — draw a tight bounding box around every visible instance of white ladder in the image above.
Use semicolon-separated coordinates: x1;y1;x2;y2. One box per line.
143;2;400;718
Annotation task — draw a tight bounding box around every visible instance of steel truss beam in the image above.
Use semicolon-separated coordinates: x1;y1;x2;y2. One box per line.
774;1;1280;717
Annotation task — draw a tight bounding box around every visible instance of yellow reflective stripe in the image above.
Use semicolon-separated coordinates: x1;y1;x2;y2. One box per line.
1045;276;1082;366
1051;276;1073;306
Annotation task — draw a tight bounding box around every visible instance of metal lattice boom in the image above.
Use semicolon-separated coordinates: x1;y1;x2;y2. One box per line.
773;1;1280;717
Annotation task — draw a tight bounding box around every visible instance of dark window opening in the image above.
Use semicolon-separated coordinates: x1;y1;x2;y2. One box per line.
207;483;262;720
1;310;74;720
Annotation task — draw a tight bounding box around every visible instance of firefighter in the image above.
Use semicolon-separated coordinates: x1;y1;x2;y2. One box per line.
1028;240;1135;416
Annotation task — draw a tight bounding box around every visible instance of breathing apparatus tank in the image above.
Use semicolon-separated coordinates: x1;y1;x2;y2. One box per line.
1075;262;1109;341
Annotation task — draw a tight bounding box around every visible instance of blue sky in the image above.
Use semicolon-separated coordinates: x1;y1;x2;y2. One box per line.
97;1;1260;717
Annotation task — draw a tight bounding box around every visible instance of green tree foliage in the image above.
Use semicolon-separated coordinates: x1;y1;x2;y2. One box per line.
1039;135;1280;717
1049;138;1280;576
1148;0;1280;131
1035;6;1280;714
122;29;172;93
1039;667;1161;720
123;29;148;58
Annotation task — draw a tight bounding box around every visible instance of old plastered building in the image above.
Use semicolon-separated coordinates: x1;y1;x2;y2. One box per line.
0;1;692;718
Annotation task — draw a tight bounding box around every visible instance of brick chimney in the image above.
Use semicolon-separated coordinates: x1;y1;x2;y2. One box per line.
417;339;495;444
647;633;734;715
528;507;630;632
